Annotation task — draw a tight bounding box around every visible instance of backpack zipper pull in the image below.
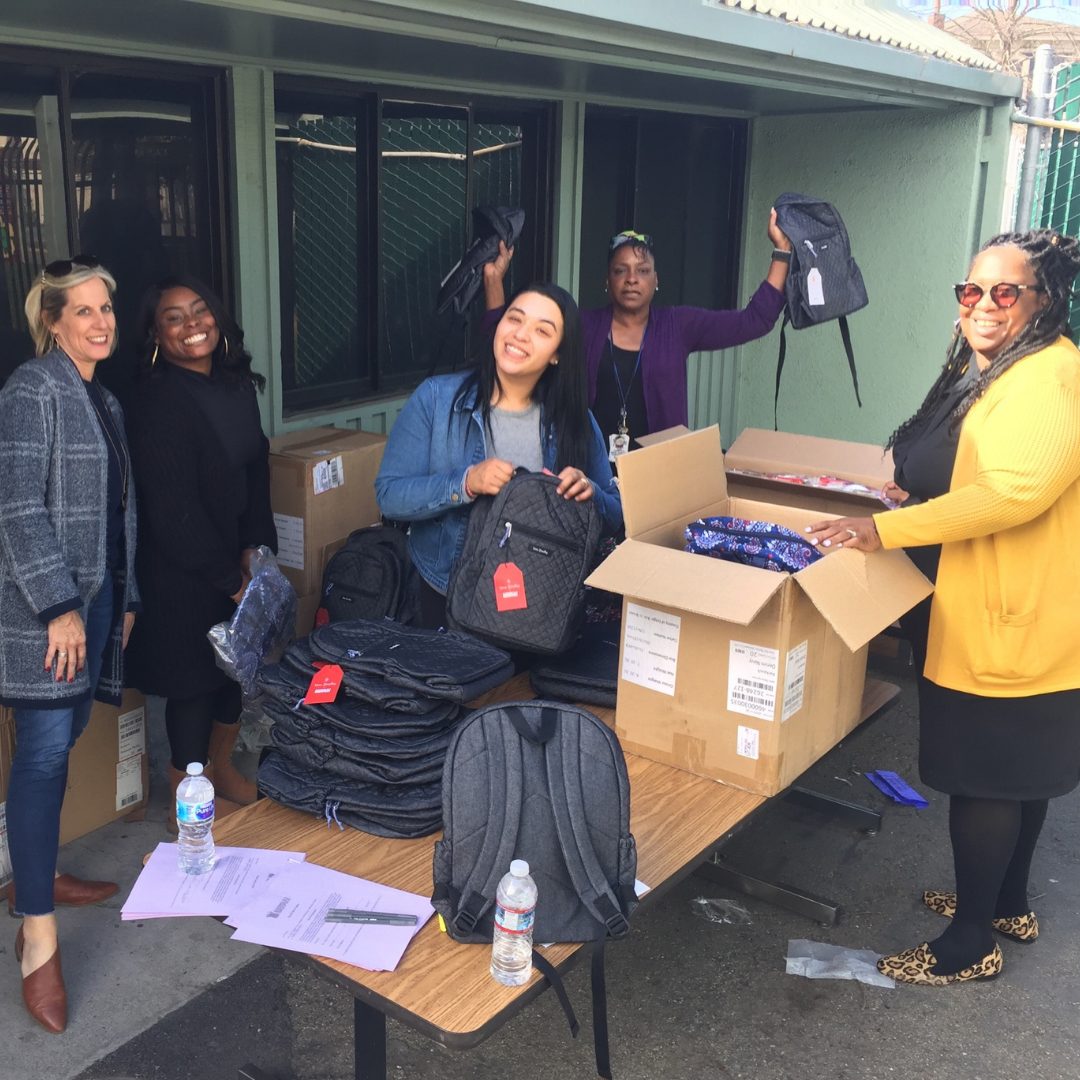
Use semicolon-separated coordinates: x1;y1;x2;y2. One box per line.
803;239;818;260
498;521;512;549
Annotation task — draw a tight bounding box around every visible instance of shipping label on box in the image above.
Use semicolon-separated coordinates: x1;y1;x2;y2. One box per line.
118;703;146;761
274;513;305;571
727;641;780;722
116;756;145;813
312;455;345;494
621;603;680;697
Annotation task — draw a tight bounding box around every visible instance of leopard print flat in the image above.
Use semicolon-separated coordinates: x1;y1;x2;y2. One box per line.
876;942;1003;986
922;890;1039;943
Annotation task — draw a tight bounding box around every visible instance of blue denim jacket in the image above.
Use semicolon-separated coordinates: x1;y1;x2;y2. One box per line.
375;372;622;592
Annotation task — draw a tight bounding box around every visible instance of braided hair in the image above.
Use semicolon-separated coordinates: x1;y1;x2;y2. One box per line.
887;229;1080;450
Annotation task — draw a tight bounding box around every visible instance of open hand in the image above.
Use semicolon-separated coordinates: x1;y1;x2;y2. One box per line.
804;516;881;553
46;609;86;683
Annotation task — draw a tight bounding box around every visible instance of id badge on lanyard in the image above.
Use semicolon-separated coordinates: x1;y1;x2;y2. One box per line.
607;324;646;463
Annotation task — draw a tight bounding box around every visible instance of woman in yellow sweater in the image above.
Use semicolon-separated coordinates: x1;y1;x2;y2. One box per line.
807;229;1080;986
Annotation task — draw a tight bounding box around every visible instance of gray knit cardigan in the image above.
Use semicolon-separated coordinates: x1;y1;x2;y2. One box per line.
0;350;139;707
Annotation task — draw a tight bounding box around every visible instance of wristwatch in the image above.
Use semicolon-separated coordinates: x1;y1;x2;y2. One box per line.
771;248;793;263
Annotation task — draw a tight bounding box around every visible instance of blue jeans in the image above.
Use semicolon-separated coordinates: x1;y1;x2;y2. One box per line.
7;584;114;917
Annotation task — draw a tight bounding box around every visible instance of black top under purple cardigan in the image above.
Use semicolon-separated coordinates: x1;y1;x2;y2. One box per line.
483;281;786;435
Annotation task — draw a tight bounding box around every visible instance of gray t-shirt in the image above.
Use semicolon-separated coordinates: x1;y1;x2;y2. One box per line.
486;401;543;473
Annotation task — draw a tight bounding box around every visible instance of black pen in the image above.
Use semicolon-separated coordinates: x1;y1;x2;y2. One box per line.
324;908;418;926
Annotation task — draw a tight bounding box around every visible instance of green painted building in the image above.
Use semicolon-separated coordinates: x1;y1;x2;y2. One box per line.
0;0;1018;445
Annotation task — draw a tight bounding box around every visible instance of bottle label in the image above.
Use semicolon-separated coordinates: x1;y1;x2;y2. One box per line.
176;798;215;825
495;901;534;934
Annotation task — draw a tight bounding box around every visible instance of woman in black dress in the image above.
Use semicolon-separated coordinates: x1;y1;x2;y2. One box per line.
125;277;276;818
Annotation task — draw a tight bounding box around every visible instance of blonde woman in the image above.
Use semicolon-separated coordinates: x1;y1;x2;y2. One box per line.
0;257;140;1033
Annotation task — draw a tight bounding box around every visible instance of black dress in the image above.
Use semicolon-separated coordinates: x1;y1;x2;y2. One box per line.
125;362;277;699
893;362;1080;799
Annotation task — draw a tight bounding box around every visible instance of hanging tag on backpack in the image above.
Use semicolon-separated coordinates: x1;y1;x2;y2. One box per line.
303;663;344;704
494;562;528;612
807;267;825;307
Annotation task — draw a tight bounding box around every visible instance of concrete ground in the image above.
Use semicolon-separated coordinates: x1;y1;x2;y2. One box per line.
5;654;1080;1080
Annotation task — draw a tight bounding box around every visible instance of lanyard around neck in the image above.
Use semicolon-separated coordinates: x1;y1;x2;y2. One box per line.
607;320;648;433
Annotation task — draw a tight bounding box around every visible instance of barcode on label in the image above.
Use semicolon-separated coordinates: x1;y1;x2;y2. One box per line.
119;791;139;808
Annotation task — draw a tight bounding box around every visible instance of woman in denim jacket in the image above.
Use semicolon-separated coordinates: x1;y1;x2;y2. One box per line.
376;282;622;627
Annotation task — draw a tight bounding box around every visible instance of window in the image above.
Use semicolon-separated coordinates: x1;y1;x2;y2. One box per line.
579;108;747;312
275;80;552;414
0;49;226;395
0;50;224;395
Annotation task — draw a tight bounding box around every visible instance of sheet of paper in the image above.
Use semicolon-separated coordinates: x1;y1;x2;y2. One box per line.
226;861;433;972
115;755;144;812
620;602;680;697
121;843;306;920
727;641;779;721
273;512;304;570
312;455;345;494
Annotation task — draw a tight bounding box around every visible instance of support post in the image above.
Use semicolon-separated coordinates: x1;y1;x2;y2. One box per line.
1015;44;1055;229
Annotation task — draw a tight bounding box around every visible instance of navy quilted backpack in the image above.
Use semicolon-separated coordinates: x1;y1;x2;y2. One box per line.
685;516;822;573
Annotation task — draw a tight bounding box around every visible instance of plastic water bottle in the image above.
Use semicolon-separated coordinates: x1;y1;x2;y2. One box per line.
176;762;216;875
490;859;537;986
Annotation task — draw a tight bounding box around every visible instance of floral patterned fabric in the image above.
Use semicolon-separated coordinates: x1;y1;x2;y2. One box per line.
684;515;823;574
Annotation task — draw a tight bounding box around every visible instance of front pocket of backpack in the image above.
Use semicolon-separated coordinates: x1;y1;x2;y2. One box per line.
469;520;586;646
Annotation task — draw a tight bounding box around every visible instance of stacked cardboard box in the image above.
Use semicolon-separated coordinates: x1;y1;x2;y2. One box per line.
268;427;388;633
587;426;931;796
0;689;149;883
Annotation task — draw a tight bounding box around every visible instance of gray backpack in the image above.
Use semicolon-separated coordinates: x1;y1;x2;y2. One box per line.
432;700;637;1077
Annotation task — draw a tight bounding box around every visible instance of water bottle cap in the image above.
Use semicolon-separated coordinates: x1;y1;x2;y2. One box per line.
510;859;529;877
185;762;205;776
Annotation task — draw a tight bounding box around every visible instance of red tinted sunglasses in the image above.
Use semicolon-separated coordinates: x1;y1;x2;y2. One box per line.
954;281;1044;309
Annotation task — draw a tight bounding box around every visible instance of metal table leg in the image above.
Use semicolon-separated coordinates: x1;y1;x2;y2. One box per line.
695;855;841;927
354;997;388;1080
785;786;882;833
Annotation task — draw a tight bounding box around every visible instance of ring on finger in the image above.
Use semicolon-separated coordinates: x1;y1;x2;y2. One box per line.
845;528;857;538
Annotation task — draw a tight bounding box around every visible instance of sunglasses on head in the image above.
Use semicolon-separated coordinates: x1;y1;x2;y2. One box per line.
41;254;100;279
954;280;1044;309
609;230;654;254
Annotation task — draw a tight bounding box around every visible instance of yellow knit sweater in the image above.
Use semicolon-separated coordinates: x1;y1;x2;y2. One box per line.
874;337;1080;696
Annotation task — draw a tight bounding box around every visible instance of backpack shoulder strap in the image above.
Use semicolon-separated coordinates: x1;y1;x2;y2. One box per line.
450;708;525;937
838;316;862;408
544;709;630;940
774;310;791;430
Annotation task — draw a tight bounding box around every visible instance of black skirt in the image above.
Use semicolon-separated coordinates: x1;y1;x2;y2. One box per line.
919;678;1080;799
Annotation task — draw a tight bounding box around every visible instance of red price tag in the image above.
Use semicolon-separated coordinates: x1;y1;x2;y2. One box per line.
494;562;528;612
303;663;344;704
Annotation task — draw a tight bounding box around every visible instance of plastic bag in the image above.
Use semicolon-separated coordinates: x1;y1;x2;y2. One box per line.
785;939;894;987
690;897;753;926
208;546;297;698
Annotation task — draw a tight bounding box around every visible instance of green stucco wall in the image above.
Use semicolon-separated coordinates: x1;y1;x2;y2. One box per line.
732;103;1010;447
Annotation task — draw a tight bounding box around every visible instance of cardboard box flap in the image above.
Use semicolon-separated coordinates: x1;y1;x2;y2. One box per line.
270;427;383;460
634;425;691;448
617;426;727;538
585;538;785;624
726;428;894;488
794;548;934;651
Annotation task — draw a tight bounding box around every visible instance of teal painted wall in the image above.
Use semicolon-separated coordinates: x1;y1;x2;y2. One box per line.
730;103;1009;447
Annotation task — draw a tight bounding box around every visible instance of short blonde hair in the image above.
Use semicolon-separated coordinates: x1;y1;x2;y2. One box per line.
24;262;119;357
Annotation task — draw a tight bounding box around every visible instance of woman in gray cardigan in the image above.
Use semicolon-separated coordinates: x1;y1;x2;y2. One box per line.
0;258;139;1034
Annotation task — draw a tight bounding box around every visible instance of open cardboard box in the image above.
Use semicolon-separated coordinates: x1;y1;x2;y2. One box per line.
724;426;895;515
587;426;931;796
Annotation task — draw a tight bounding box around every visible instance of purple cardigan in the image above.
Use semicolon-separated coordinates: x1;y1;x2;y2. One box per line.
483;281;785;432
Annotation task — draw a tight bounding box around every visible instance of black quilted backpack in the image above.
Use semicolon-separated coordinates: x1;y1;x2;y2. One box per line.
316;524;420;626
773;192;868;426
446;471;601;654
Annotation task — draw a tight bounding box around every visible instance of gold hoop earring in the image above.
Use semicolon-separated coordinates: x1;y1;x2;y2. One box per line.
151;344;159;367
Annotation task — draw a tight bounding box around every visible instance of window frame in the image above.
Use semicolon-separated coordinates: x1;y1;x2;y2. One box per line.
274;74;554;416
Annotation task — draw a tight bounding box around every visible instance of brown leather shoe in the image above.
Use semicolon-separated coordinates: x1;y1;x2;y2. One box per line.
7;874;119;917
15;925;67;1034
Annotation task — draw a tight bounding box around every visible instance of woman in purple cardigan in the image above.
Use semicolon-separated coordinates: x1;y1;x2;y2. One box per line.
483;213;792;459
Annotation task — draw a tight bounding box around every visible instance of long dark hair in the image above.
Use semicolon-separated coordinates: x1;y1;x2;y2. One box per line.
134;275;265;391
888;229;1080;450
456;282;592;471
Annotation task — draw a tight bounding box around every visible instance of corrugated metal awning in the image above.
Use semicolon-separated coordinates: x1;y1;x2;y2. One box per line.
708;0;998;70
